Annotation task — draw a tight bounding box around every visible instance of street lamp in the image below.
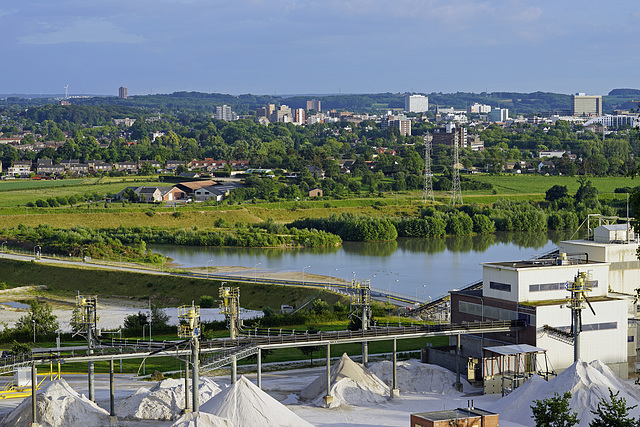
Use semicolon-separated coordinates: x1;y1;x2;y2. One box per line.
34;245;41;260
329;268;338;285
302;265;311;286
388;279;399;303
415;284;427;303
206;259;214;278
120;251;126;266
254;262;261;283
80;247;88;263
32;319;36;343
1;241;7;257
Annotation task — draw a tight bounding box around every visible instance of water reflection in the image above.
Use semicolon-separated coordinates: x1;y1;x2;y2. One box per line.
150;230;568;296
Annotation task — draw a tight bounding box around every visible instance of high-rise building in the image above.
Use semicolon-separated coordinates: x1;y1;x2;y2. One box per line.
306;99;321;112
432;123;467;148
119;86;127;99
215;105;237;121
404;95;429;113
489;108;509;122
572;93;602;116
381;113;411;136
467;103;491;114
294;108;305;125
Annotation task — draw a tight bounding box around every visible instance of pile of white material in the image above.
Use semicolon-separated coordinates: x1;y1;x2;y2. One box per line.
170;411;235;427
201;376;312;427
2;379;110;427
300;353;389;408
369;359;469;394
490;359;640;426
116;377;221;421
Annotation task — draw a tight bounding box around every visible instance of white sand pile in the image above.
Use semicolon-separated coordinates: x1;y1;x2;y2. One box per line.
116;377;221;421
369;359;470;394
201;376;313;427
299;353;389;407
2;379;110;427
170;411;235;427
490;359;640;426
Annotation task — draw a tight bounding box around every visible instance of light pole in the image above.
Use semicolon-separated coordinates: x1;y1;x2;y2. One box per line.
32;319;36;343
1;241;7;257
34;245;41;260
303;265;311;286
415;284;427;304
388;279;398;303
120;252;126;267
329;268;338;285
254;262;261;283
206;259;214;279
160;257;164;273
81;247;88;263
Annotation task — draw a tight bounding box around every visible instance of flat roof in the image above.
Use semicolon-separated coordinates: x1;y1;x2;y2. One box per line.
483;344;545;356
413;408;497;421
560;239;639;248
483;259;604;269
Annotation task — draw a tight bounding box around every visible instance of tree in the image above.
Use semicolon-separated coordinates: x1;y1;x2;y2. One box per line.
531;391;579;427
15;300;59;336
546;185;569;202
575;177;598;205
589;389;639;427
138;161;155;176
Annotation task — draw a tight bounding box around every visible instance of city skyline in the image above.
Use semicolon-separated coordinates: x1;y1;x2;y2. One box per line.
1;0;638;97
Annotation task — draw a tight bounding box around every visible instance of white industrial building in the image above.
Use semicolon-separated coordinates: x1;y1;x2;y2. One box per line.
451;218;637;392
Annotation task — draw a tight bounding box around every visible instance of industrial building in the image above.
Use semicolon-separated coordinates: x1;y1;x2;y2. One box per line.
411;407;498;427
444;217;637;394
571;93;602;116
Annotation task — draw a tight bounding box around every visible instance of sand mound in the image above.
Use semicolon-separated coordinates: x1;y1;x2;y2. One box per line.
490;359;640;426
2;379;110;427
116;377;221;420
201;376;312;427
369;359;469;394
170;411;235;427
300;353;389;407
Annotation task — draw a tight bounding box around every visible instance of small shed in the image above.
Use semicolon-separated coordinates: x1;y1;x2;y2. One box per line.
411;407;498;427
309;188;323;197
594;224;634;243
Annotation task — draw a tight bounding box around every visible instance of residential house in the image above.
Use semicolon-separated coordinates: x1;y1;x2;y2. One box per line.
70;163;90;175
61;159;80;170
306;166;325;179
174;180;218;197
135;186;185;202
91;161;113;173
8;161;32;177
114;161;138;173
140;160;162;171
193;183;242;201
165;160;184;171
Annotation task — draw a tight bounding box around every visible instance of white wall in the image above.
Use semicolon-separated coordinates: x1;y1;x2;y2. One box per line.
536;298;627;372
482;262;609;303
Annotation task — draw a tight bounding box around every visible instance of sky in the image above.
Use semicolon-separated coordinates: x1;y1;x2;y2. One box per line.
1;0;638;97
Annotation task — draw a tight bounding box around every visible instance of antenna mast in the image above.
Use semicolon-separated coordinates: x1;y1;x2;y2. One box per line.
422;134;435;203
450;135;463;206
64;85;69;100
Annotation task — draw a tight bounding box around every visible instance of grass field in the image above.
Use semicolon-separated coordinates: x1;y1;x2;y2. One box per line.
0;258;344;309
0;174;635;230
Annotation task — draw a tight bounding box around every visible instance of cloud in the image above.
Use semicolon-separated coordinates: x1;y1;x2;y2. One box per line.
18;18;146;45
0;8;17;18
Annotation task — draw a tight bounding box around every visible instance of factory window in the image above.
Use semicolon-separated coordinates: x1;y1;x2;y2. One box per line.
629;336;635;343
556;322;617;333
458;301;536;325
489;281;511;292
530;280;598;292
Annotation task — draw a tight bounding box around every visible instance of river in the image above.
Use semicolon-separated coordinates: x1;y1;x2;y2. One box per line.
149;231;575;300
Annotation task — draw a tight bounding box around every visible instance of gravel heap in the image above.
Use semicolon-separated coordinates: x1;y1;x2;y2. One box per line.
116;376;221;421
369;359;470;394
2;379;110;427
490;359;640;426
300;353;389;408
170;411;235;427
201;376;312;427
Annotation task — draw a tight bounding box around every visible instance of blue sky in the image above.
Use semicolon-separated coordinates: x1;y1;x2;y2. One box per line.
2;0;638;96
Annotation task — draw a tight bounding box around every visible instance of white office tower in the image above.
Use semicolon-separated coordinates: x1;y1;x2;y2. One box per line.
405;95;429;113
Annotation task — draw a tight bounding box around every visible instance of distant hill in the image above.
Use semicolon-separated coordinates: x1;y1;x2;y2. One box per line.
2;88;637;115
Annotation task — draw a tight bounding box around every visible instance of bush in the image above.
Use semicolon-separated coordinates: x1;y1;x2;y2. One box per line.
198;295;216;308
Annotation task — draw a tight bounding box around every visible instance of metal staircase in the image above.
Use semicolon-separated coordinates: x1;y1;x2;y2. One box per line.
199;344;258;374
543;324;573;345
